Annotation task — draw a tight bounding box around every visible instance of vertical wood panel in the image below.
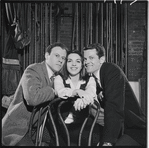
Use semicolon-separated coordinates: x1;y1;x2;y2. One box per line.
49;3;52;44
124;3;128;76
100;3;104;45
85;3;89;46
115;4;118;65
95;3;99;43
71;3;75;51
110;3;112;63
76;3;78;50
45;3;48;48
117;3;121;66
40;3;43;60
80;3;83;52
34;3;37;62
106;3;109;62
28;3;32;65
121;4;124;70
90;3;92;44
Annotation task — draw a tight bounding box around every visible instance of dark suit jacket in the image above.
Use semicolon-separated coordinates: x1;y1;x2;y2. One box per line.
93;62;146;144
2;61;55;146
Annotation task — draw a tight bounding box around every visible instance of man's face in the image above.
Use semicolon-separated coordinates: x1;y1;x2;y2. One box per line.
45;46;67;72
84;49;101;74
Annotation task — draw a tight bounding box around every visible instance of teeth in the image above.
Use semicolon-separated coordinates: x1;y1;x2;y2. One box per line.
71;68;77;70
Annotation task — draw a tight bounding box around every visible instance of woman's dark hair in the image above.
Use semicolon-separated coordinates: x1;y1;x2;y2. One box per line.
83;43;105;59
61;50;85;80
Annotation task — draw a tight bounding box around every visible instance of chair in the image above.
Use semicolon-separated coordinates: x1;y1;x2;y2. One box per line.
29;98;100;146
28;98;61;146
57;99;100;146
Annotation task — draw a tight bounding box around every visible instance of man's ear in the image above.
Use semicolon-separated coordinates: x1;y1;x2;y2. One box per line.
99;56;105;64
45;52;49;60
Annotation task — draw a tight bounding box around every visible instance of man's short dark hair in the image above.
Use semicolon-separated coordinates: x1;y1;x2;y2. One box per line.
83;43;105;59
45;42;68;54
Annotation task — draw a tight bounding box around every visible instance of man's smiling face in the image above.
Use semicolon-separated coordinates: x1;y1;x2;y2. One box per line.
84;48;101;74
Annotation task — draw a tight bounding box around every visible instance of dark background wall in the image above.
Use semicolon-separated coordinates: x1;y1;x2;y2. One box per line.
128;2;147;81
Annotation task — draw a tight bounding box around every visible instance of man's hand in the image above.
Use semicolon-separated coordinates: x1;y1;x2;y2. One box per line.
73;96;94;111
102;142;113;146
98;91;103;101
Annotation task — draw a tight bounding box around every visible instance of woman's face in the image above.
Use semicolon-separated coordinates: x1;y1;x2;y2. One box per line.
67;53;82;76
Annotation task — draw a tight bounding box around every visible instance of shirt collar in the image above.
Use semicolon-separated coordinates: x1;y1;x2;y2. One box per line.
65;77;86;89
92;70;100;80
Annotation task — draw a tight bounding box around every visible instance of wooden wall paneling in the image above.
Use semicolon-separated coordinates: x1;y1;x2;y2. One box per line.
110;3;113;63
88;3;90;45
24;4;28;67
2;4;4;59
36;3;41;62
71;3;75;51
117;3;121;67
124;3;128;76
45;3;48;48
88;3;91;45
76;3;79;51
34;3;37;63
95;3;99;43
79;3;83;53
120;4;124;70
49;3;52;45
115;4;118;65
22;4;26;68
28;3;32;66
22;4;26;70
89;3;92;44
31;3;35;65
43;4;46;59
56;4;60;42
106;3;109;62
84;3;89;46
40;3;43;61
100;3;104;45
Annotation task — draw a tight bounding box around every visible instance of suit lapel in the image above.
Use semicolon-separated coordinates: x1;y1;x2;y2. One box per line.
41;61;51;86
100;62;105;89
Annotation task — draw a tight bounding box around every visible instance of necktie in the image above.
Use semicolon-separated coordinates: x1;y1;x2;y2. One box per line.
50;74;55;88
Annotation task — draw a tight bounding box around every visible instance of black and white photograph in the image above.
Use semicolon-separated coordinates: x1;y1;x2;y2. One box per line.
1;0;148;147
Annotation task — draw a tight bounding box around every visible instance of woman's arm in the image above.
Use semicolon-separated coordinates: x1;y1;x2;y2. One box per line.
73;77;97;111
54;75;73;99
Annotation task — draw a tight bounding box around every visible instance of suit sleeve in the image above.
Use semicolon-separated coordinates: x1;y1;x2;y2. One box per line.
21;64;55;106
102;65;125;143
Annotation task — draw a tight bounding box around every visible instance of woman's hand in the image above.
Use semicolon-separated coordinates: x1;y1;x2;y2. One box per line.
73;98;87;111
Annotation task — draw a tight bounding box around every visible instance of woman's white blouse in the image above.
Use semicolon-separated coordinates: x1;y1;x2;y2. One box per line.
54;75;97;100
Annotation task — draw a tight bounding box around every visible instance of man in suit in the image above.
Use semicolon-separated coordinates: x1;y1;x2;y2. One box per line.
2;42;68;146
83;43;146;146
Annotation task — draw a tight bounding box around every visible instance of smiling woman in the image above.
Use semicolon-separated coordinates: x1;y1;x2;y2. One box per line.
67;53;82;78
54;50;97;145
